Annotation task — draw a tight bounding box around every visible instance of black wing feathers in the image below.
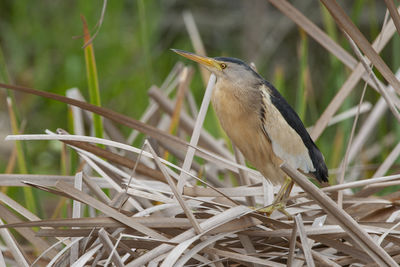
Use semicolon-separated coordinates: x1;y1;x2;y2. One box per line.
263;80;328;183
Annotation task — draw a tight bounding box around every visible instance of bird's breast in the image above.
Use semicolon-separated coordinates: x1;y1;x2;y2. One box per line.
211;83;286;184
211;83;254;135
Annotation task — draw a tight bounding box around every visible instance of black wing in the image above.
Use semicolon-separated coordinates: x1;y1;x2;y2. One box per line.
263;80;328;183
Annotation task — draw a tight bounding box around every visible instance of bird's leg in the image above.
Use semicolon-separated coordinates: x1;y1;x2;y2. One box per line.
258;177;294;218
273;177;293;204
279;177;295;204
274;177;294;218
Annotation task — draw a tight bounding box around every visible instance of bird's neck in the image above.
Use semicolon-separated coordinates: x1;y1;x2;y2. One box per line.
214;77;261;111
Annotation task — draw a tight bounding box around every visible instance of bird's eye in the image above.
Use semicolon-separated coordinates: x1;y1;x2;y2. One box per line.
220;63;227;69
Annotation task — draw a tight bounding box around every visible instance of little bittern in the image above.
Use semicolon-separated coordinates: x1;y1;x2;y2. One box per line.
173;49;328;213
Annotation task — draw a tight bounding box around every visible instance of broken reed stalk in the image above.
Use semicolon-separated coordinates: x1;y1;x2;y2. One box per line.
384;0;400;37
177;74;216;193
320;0;400;95
54;181;166;240
309;5;398;140
281;162;398;266
144;140;203;235
343;33;400;124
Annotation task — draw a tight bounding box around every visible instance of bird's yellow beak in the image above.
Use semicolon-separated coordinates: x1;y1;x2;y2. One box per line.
171;49;222;71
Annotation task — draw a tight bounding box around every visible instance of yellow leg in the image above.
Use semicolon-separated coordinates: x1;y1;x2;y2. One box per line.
257;177;294;218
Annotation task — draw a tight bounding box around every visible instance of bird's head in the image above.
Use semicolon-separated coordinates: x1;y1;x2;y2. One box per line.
172;49;261;88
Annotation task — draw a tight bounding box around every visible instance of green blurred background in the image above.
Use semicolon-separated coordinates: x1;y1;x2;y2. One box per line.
0;0;398;182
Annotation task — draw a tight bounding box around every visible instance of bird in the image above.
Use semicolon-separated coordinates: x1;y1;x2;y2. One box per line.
172;49;328;214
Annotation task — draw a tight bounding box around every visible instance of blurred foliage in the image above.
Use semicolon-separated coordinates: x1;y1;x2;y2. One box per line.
0;0;398;188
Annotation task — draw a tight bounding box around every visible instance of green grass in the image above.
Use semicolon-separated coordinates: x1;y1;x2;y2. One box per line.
82;15;104;144
296;29;308;121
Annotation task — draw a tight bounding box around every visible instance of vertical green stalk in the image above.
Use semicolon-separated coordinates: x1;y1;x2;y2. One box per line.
273;65;285;96
296;29;308;121
6;98;37;213
319;2;347;163
1;45;37;213
0;46;21;134
0;46;11;84
393;34;400;166
392;34;400;73
7;98;27;173
138;0;153;86
67;107;78;174
368;0;378;39
81;15;104;143
320;3;339;66
350;0;365;27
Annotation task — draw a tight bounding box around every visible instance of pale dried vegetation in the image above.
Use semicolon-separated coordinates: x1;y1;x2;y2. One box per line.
2;0;400;266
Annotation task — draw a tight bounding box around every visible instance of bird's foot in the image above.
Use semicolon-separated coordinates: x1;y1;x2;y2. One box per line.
251;177;294;219
254;202;293;220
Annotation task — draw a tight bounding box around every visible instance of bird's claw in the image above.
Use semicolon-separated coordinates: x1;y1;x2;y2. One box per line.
252;202;293;220
250;177;294;219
